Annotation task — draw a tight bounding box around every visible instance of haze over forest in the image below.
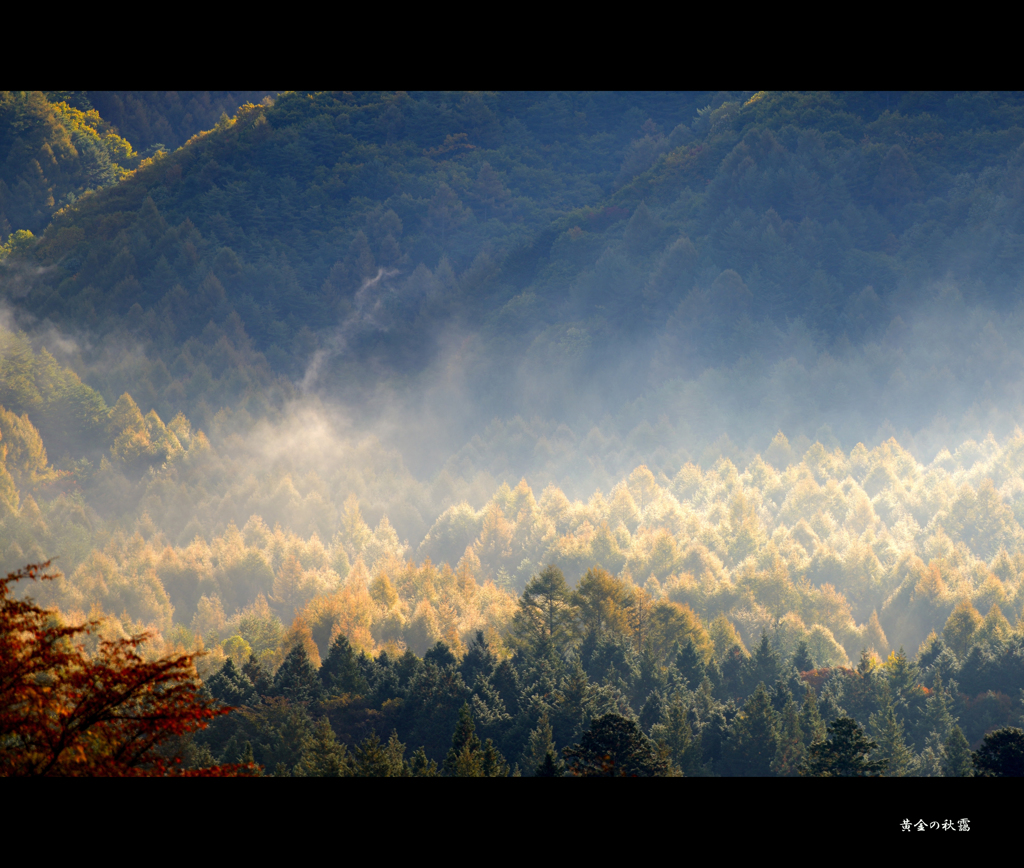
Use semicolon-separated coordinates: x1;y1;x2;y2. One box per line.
4;90;1024;777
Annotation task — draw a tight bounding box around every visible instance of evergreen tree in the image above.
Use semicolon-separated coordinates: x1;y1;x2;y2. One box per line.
869;690;914;777
424;641;458;670
792;640;815;674
745;631;782;692
535;751;562;777
551;659;595;748
817;678;846;725
352;730;407;777
801;717;884;777
918;673;957;743
942;725;974;777
459;630;496;687
522;709;561;777
239;741;263;776
638;690;665;734
799;687;827;746
492;658;522;716
650;692;702;776
444;703;484;777
319;633;369;695
242;653;272;696
408;746;439;777
481;739;510;777
915;732;945;777
269;644;323;703
771;691;805;776
206;657;255;706
563;713;668;777
675;637;707;689
510;565;575;655
721;682;780;776
294;717;350;777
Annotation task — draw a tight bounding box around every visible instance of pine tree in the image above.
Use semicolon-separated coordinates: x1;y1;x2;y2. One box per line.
481;739;510;777
869;691;914;777
535;751;562;777
319;632;369;696
638;690;665;734
942;725;974;777
521;710;561;777
772;691;805;776
650;693;702;776
801;717;884;777
444;703;484;777
919;673;957;743
352;730;407;777
722;682;780;776
239;741;263;776
817;679;846;725
510;565;576;655
294;717;350;777
269;644;323;703
745;631;782;692
799;687;827;747
563;713;668;777
791;640;815;674
675;637;707;689
408;746;439;777
916;732;945;777
205;657;255;706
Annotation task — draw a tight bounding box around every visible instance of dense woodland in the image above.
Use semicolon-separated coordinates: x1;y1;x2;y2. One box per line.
3;91;1024;776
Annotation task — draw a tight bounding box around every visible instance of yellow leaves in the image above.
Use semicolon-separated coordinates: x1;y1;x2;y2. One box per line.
574;567;632;638
647;599;714;663
943;598;982;657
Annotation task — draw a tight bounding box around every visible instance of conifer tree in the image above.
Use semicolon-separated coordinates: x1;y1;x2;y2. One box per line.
919;673;957;743
801;716;884;777
408;746;439;777
869;690;914;777
650;693;702;775
638;690;665;734
771;691;805;776
239;741;263;776
319;632;369;696
745;631;782;692
481;739;510;777
444;703;484;777
791;640;815;674
535;751;562;777
511;565;575;656
817;679;846;725
522;710;561;776
270;644;323;703
722;682;780;776
942;725;974;777
916;732;945;777
675;637;707;689
206;656;255;707
563;713;667;777
352;730;407;777
799;687;827;746
294;717;350;777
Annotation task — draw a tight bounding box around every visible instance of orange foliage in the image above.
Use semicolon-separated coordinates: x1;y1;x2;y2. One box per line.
0;563;256;776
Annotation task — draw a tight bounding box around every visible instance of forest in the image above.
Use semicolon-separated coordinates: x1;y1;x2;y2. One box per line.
3;90;1024;777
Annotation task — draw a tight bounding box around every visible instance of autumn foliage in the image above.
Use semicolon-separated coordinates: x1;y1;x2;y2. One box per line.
0;562;255;776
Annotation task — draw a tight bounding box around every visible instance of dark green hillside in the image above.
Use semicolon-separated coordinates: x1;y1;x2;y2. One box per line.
7;91;1024;455
2;92;711;395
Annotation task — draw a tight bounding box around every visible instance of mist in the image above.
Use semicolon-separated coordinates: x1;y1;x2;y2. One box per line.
6;90;1024;777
